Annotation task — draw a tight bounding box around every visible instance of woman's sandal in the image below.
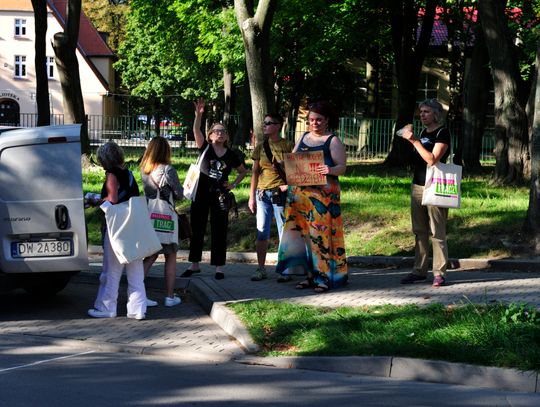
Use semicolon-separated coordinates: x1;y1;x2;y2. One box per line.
295;280;313;289
314;284;329;293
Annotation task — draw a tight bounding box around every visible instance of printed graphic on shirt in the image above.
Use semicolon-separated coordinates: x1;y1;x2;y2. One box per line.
209;159;228;180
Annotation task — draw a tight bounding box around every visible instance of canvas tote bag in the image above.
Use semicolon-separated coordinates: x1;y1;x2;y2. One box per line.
101;196;162;264
183;144;210;201
147;169;178;245
421;162;462;209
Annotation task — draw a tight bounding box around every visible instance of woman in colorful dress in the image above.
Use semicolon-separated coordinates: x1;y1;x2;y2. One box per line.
275;101;348;293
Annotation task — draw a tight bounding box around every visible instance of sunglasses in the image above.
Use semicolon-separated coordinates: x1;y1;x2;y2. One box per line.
263;121;279;126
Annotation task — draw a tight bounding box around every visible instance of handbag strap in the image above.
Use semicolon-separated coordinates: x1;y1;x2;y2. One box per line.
262;138;287;183
149;167;169;203
196;144;210;167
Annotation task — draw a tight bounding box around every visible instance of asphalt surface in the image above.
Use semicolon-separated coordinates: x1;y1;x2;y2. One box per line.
2;247;540;394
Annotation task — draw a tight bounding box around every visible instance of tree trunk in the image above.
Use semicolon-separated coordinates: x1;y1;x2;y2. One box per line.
52;0;89;155
462;24;490;170
32;0;50;126
236;73;253;146
478;0;528;183
385;0;437;167
365;46;380;118
525;37;540;251
234;0;276;145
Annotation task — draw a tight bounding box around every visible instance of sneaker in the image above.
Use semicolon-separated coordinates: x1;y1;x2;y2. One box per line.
88;308;116;318
127;313;146;320
215;272;225;280
277;275;292;283
164;295;181;307
400;273;427;284
432;275;446;287
146;298;158;307
251;268;268;281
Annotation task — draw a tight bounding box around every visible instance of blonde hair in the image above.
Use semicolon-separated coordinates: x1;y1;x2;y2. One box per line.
140;136;171;174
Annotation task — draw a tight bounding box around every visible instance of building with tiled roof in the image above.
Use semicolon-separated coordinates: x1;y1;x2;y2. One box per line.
0;0;117;125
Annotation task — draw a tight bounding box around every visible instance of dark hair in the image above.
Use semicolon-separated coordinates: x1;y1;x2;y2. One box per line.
264;112;283;126
308;101;338;129
97;141;124;171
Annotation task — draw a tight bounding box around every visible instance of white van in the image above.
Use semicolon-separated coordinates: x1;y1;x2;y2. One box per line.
0;124;88;295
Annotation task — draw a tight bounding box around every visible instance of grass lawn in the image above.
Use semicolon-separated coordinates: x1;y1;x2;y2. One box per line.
230;299;540;372
83;157;530;259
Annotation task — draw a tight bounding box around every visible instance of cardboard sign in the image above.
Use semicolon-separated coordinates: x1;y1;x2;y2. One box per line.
284;151;326;186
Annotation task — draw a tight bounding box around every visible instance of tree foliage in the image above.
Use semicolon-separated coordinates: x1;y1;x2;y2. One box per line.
82;0;129;53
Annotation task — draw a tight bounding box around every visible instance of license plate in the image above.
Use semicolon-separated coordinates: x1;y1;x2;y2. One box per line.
11;240;73;258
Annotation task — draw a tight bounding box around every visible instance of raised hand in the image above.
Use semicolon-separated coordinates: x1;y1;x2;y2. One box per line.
194;97;205;117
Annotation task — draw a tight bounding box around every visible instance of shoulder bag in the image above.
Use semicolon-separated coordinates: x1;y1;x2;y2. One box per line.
183;144;210;201
148;168;179;245
421;130;462;209
101;196;162;264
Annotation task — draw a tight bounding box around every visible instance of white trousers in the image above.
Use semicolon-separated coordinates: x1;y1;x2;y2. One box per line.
94;233;147;316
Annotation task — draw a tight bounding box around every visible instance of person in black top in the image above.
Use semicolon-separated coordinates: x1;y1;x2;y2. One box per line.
181;98;247;280
88;141;148;320
399;99;451;287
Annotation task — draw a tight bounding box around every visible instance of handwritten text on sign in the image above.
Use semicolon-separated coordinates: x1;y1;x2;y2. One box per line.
284;151;326;186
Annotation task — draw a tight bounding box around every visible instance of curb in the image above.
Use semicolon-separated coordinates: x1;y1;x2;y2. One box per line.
88;245;540;271
235;356;539;393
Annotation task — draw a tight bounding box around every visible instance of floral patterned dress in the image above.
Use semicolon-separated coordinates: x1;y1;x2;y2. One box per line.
275;134;348;289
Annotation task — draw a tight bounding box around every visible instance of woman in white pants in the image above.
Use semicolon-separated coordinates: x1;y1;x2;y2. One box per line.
88;142;147;320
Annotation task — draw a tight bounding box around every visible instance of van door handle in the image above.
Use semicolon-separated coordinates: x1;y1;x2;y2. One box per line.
55;205;69;230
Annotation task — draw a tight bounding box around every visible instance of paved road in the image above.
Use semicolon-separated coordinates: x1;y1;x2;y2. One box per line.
1;252;540;402
1;337;540;407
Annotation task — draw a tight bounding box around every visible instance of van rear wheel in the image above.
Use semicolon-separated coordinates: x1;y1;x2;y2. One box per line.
22;272;73;297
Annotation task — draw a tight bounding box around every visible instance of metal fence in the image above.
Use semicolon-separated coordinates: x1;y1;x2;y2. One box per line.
14;113;495;161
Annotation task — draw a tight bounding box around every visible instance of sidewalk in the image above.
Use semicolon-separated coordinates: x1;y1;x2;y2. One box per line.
86;246;540;393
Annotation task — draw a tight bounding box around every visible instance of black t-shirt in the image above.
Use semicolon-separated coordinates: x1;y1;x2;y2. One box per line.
412;126;451;186
196;141;243;199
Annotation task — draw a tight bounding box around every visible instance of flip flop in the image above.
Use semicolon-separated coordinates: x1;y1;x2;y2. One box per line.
295;280;313;289
314;284;329;293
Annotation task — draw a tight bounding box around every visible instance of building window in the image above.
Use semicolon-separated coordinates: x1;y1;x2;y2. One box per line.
416;73;439;102
14;55;27;78
46;57;55;79
15;19;27;37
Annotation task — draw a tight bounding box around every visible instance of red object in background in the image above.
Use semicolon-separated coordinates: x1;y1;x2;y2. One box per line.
160;120;181;127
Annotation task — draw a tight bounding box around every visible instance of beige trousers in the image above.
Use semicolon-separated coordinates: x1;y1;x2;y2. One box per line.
410;183;448;277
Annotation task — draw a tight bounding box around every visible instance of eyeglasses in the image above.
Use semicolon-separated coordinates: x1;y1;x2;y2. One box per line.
212;129;227;134
263;121;279;126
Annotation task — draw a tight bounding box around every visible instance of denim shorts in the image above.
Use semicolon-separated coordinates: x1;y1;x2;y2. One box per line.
256;189;285;241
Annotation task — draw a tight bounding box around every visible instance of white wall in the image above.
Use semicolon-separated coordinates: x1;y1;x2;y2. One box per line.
0;8;107;116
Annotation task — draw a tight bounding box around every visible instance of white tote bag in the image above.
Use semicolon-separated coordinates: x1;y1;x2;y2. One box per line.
183;145;209;201
422;162;462;209
148;190;178;245
101;196;162;264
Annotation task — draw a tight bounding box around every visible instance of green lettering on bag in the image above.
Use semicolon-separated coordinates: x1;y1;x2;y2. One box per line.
153;218;175;232
434;180;458;195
